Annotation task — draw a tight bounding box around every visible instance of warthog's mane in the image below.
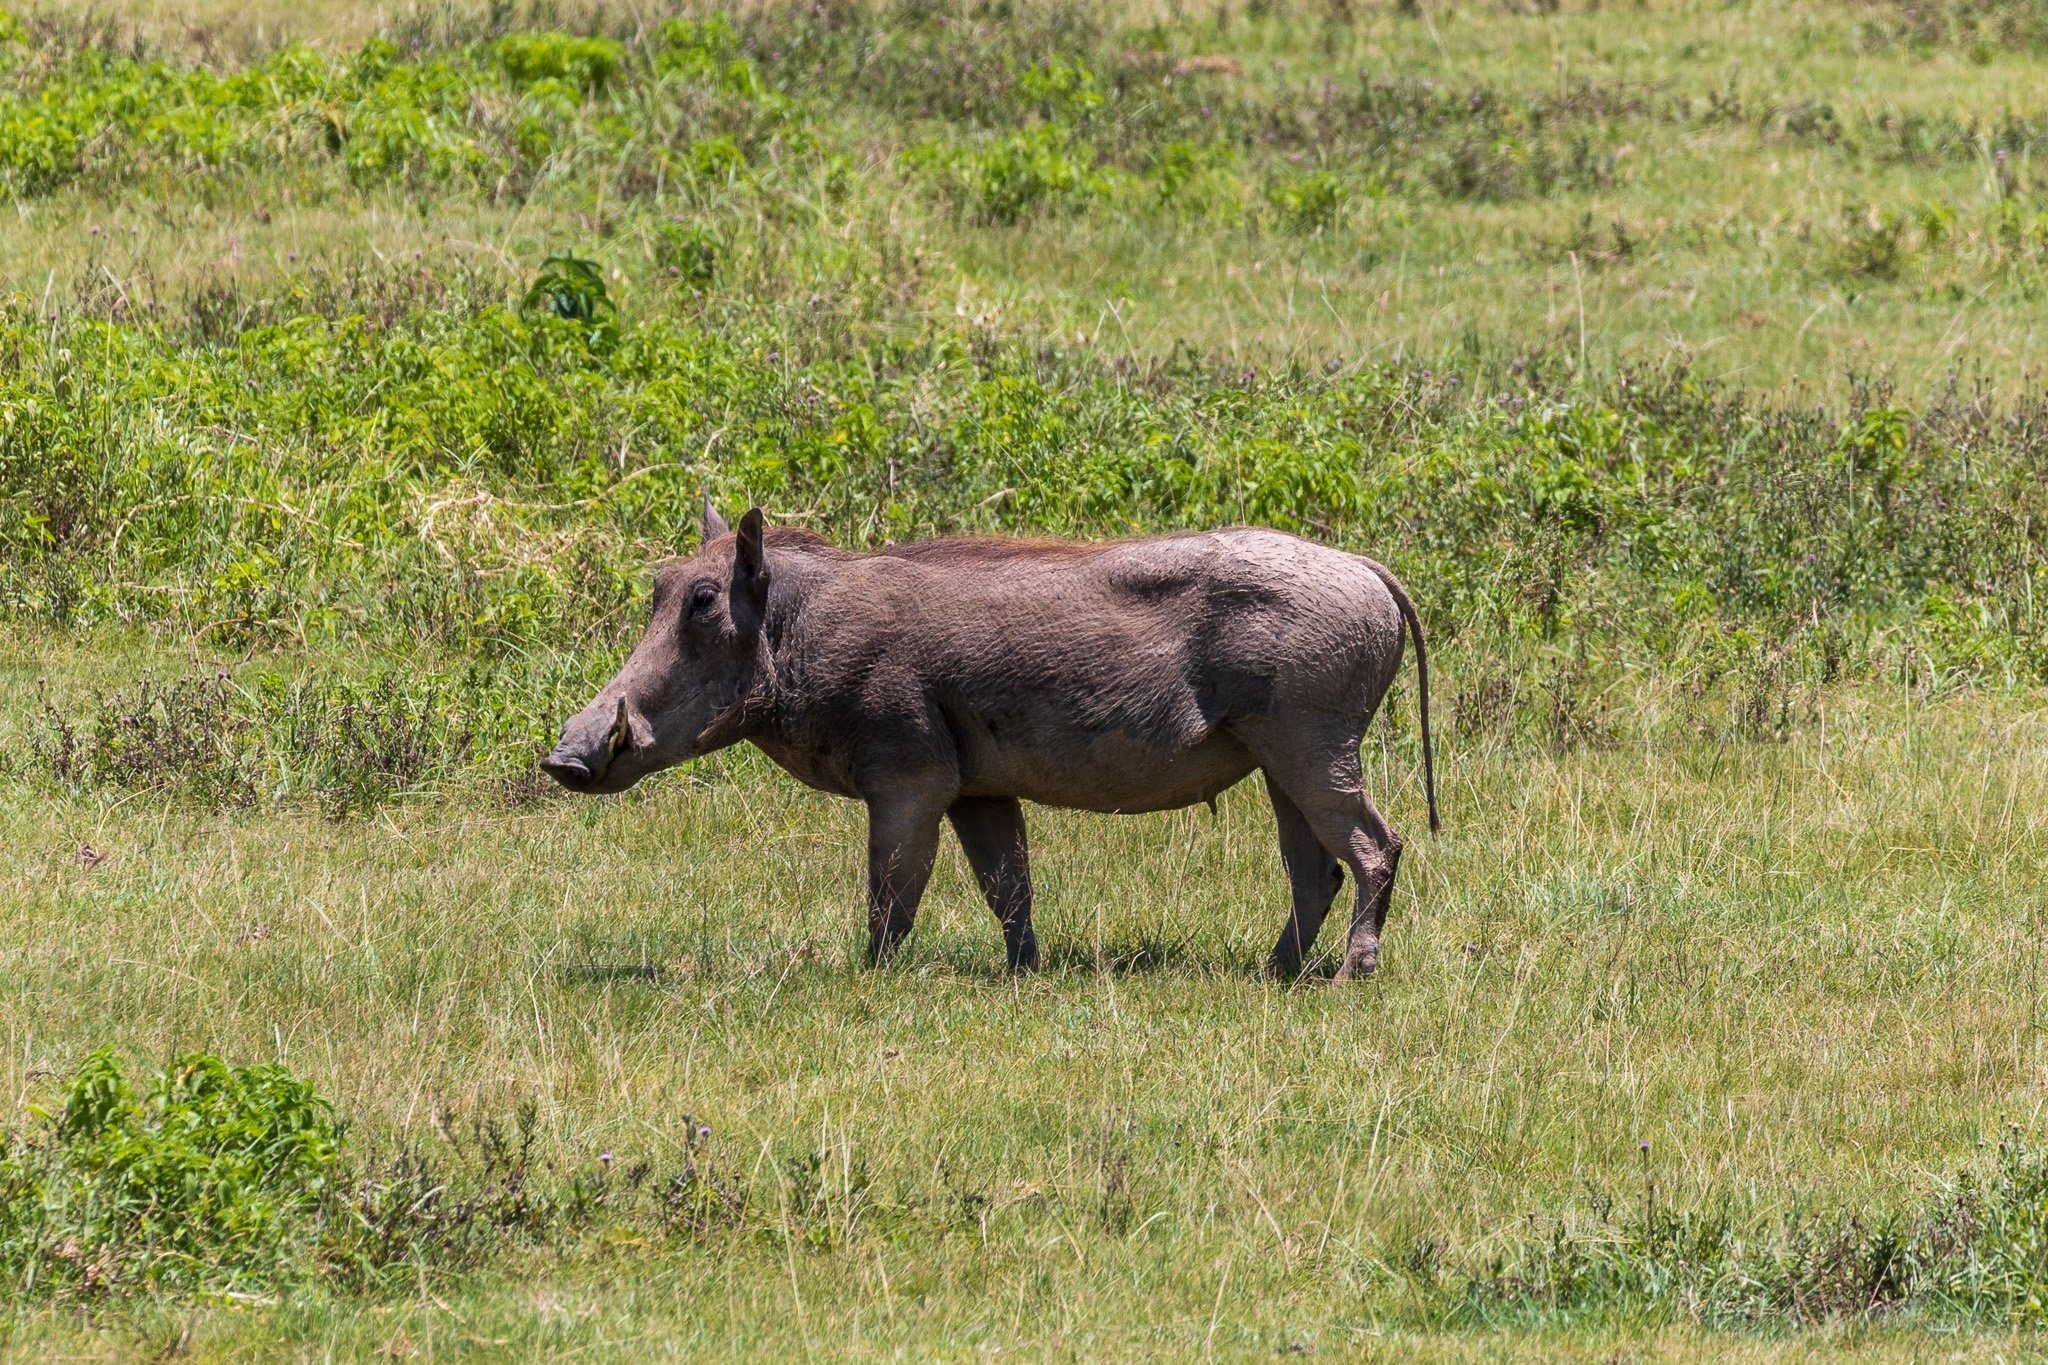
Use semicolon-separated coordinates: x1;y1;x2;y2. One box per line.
876;535;1100;563
681;526;1109;569
770;528;1228;565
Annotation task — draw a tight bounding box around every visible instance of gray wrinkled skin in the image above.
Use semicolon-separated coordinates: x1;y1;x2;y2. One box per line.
543;503;1439;980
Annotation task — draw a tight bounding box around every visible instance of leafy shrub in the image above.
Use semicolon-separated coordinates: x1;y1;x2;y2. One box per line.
519;254;620;349
1242;436;1363;523
1266;168;1347;234
1150;139;1240;214
652;15;766;98
1016;55;1102;122
0;1047;2040;1321
685;133;749;189
0;21;783;204
0;1052;752;1300
6;260;2048;754
495;33;625;95
954;125;1110;224
0;1048;339;1297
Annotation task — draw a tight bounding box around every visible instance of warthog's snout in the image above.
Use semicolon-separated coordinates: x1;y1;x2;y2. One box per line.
539;696;635;793
538;751;594;791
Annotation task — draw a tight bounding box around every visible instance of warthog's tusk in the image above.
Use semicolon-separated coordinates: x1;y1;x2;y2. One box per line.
609;696;631;756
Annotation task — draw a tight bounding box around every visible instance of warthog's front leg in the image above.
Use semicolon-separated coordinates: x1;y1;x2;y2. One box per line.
864;795;945;965
948;796;1038;970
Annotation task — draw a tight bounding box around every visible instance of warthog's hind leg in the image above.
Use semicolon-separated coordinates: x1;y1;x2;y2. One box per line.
865;796;944;965
1264;774;1344;978
1325;792;1400;981
948;796;1038;970
1253;753;1402;983
1370;827;1405;936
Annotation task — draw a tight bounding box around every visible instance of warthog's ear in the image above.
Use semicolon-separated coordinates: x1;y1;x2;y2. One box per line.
701;495;731;544
731;506;770;632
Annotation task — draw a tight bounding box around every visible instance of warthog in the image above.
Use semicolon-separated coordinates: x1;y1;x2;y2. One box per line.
542;503;1438;980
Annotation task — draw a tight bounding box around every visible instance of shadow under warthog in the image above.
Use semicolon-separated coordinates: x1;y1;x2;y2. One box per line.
869;925;1275;981
553;927;1274;987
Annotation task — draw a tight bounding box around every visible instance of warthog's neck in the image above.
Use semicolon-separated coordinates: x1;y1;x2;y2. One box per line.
743;550;835;735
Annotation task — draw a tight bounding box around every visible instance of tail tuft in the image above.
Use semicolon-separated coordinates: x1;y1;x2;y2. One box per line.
1366;560;1439;835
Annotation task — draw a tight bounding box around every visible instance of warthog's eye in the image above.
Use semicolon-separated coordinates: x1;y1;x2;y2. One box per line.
688;582;719;616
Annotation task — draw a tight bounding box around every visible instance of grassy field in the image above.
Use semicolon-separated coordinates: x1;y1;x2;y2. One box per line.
2;0;2047;1357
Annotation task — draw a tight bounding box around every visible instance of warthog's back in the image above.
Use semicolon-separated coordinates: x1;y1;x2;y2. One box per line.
774;528;1405;812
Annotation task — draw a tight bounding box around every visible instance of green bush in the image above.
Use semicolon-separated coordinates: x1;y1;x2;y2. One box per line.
495;33;625;95
1016;55;1103;122
0;1049;338;1296
1267;169;1347;234
1151;139;1242;216
652;15;765;97
520;254;621;350
960;125;1111;224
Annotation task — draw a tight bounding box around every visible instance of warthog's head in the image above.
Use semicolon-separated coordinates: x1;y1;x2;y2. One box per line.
540;502;773;794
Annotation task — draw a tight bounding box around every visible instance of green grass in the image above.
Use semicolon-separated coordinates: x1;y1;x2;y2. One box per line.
3;632;2046;1355
10;0;2048;389
2;0;2048;1355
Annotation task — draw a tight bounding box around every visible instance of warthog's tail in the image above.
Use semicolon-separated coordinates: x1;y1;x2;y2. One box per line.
1365;560;1439;834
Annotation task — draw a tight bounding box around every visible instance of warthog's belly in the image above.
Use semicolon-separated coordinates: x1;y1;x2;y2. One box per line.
958;729;1259;815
